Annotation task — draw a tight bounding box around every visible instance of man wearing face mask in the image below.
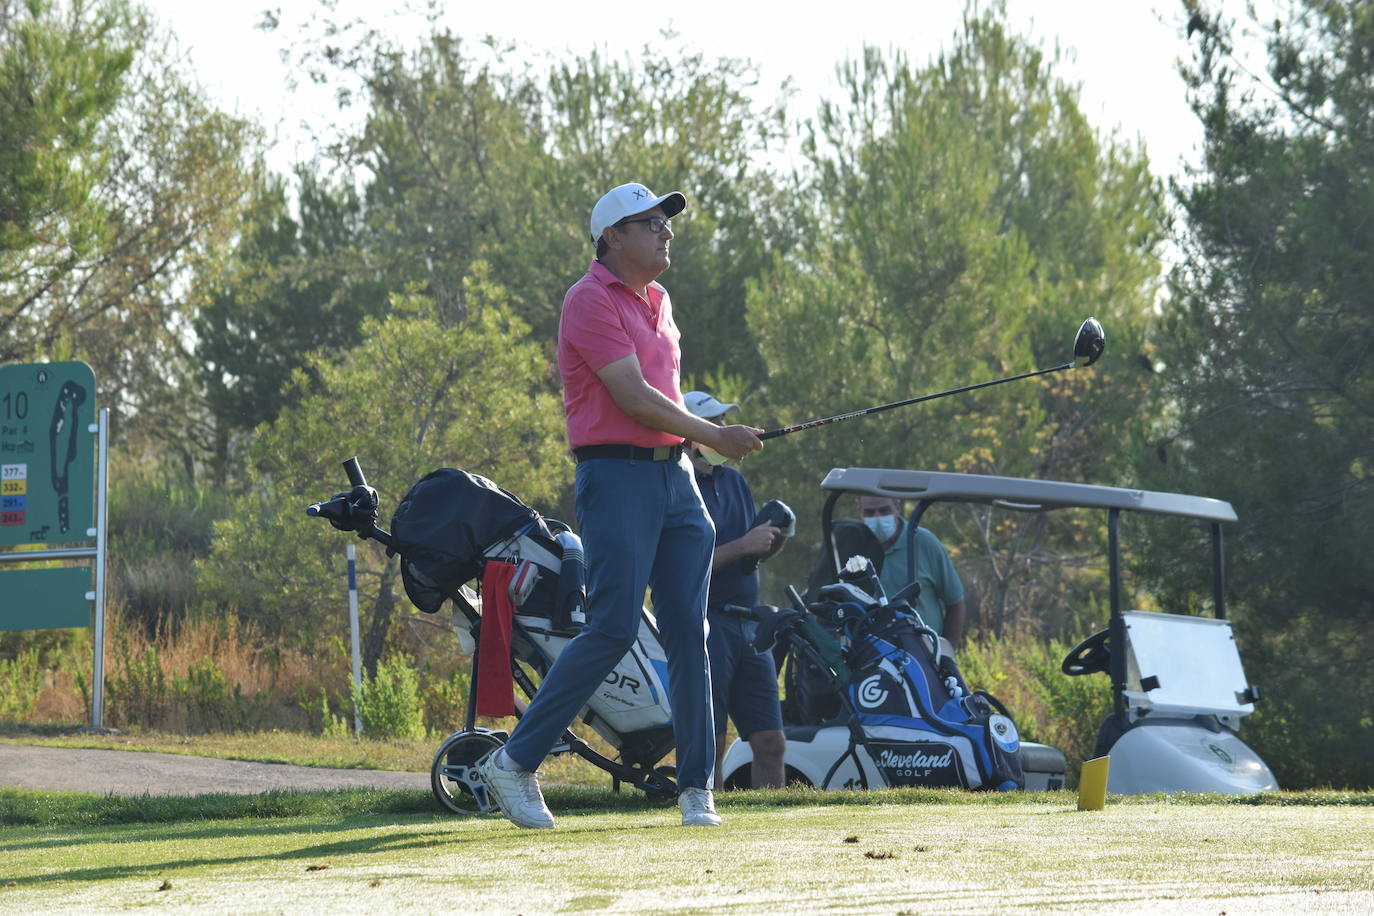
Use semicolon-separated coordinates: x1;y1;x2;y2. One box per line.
858;495;967;647
683;390;789;789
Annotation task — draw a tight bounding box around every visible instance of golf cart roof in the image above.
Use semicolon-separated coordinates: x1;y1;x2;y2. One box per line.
820;468;1237;524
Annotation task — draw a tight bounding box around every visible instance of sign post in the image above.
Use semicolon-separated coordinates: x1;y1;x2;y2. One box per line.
0;361;109;729
347;543;364;735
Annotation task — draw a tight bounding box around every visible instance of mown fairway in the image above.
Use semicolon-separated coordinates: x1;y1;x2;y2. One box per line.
3;789;1373;914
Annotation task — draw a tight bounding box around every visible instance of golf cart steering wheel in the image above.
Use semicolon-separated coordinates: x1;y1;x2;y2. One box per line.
1062;628;1111;676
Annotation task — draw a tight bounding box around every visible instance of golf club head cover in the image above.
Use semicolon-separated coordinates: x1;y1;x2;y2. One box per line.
741;499;797;572
553;530;586;629
756;499;797;537
837;555;886;604
750;605;803;653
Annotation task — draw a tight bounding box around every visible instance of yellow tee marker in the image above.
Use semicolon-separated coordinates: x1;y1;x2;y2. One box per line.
1077;755;1110;811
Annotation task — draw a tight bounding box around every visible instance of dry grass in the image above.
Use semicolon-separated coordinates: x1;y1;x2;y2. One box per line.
6;591;683;790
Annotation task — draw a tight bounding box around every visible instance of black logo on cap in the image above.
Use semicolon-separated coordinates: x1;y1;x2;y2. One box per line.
632;188;648;199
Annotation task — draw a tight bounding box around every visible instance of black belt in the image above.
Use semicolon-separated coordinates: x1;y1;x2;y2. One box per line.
573;444;684;463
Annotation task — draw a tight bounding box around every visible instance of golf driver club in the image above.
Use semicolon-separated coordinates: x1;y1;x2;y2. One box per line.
757;317;1105;441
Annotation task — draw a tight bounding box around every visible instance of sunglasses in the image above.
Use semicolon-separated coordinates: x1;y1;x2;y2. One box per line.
617;216;673;233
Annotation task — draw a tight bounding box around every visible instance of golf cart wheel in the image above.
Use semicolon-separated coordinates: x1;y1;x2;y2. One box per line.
430;730;504;815
722;763;752;791
640;765;678;803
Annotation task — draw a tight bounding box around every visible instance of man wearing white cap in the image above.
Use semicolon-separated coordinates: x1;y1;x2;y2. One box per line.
479;183;763;829
684;390;790;790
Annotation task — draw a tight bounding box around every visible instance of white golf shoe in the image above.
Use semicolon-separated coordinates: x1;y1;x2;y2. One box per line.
477;749;555;829
678;787;722;827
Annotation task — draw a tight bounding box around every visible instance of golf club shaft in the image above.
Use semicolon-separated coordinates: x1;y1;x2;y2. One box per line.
758;361;1074;441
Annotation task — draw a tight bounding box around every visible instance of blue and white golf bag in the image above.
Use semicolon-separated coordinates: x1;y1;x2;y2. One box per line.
835;599;1023;790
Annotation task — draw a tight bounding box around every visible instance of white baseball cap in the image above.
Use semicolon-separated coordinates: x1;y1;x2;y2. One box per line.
683;390;738;420
590;183;687;243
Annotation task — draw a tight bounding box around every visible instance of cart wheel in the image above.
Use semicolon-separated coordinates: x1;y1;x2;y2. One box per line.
722;763;751;791
640;764;678;803
430;730;505;815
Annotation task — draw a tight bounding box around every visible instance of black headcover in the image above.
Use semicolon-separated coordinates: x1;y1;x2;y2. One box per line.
390;468;550;613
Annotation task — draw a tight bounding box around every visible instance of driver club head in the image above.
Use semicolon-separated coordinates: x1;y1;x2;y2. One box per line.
1074;317;1106;368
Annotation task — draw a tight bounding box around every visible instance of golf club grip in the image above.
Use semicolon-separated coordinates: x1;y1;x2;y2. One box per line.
343;457;367;489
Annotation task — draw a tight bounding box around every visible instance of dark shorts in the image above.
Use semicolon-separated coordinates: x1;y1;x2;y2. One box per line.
706;611;784;738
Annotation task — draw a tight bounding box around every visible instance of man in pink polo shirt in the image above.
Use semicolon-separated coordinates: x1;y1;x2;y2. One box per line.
479;182;763;829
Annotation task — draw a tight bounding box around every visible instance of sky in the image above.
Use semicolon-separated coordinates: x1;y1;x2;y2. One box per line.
136;0;1267;183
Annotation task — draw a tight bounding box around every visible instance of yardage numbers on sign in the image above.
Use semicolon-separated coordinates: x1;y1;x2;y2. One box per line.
1;463;27;526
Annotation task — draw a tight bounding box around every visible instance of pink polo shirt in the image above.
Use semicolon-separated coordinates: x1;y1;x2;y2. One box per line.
558;260;684;450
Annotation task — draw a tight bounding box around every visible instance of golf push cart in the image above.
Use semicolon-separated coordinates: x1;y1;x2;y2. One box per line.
308;459;682;814
721;467;1278;795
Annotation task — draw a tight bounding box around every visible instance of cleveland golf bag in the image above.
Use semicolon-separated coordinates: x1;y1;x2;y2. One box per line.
756;571;1024;791
308;461;679;814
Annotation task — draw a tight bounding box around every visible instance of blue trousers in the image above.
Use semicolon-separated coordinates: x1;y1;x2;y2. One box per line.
502;454;717;789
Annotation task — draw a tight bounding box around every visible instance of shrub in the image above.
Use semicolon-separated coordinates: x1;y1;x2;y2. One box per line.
421;665;473;735
352;656;426;740
104;638;168;728
959;629;1113;783
108;463;234;634
170;657;254;732
316;690;353;739
0;649;43;721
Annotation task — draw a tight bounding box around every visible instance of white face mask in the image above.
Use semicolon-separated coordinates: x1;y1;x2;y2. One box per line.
863;514;899;541
694;444;728;466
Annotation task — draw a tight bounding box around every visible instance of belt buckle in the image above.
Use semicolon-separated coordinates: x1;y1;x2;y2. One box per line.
652;446;670;461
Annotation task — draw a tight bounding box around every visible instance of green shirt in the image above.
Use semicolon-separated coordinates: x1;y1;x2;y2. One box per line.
877;522;964;635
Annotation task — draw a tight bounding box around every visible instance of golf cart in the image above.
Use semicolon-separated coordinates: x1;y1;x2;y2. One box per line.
723;467;1277;795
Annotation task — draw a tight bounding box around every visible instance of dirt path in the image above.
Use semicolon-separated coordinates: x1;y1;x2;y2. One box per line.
0;742;428;796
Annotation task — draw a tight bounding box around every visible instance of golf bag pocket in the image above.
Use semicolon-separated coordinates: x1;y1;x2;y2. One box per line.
583;615;674;738
849;711;1022;791
851;716;979;788
508;559;540;607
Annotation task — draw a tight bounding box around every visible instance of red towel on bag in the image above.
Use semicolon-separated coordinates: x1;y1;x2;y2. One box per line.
476;562;517;717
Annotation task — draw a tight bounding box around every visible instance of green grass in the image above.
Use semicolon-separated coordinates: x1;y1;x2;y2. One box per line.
0;788;436;827
4;784;1371;830
1;789;1372;914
